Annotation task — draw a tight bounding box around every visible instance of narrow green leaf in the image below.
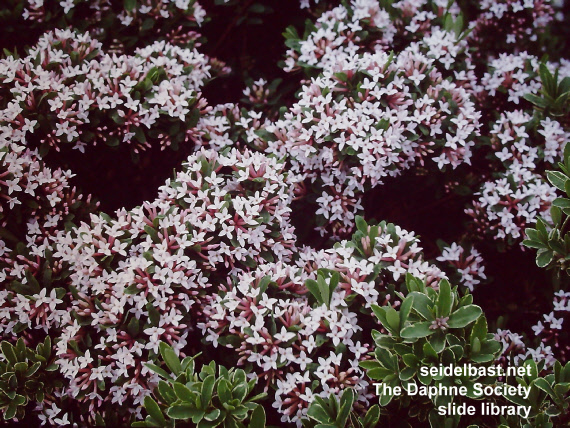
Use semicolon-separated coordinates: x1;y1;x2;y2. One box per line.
144;396;166;425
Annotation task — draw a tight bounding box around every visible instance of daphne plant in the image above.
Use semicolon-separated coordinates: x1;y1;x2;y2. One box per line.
135;343;267;428
0;29;211;160
360;274;501;425
0;337;61;421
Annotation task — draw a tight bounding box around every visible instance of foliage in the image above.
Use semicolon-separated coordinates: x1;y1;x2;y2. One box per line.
360;275;570;427
524;143;570;273
499;359;570;427
134;343;267;428
524;64;570;122
361;275;500;424
0;337;61;421
302;388;380;428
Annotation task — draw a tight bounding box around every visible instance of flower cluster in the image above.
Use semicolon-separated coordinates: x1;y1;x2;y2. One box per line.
283;0;461;73
531;290;570;364
475;52;541;110
465;110;568;248
466;165;557;247
494;328;528;367
436;242;486;291
1;146;296;424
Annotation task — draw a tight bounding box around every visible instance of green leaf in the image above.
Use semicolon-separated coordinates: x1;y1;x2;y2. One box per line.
400;322;435;339
157;381;177;404
124;0;137;12
399;295;414;329
167;406;203;421
144;396;166;425
547;171;568;191
201;375;215;407
552;198;570;208
409;292;435;321
371;305;389;330
217;378;231;403
248;405;266;428
307;402;332;424
317;275;330;307
536;248;554;268
533;378;555;396
159;343;182;376
385;307;400;333
145;363;170;379
447;305;482;329
524;93;549;108
355;216;368;233
173;382;194;402
362;405;380;428
305;279;322;305
338;389;354;426
436;279;453;317
470;316;487;343
1;341;17;364
199;411;219;425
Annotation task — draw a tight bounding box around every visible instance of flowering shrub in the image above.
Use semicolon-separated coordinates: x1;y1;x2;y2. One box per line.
0;0;569;426
199;217;446;424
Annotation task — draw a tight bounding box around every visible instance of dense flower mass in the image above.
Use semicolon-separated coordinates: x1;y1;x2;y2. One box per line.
283;0;462;74
0;0;569;426
200;220;444;424
268;48;481;236
2;0;208;51
468;0;554;55
0;29;211;156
